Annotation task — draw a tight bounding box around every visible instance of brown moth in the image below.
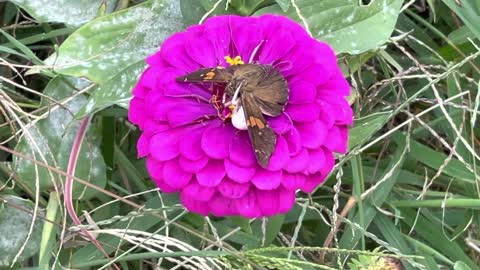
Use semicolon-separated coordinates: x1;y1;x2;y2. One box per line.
176;64;289;168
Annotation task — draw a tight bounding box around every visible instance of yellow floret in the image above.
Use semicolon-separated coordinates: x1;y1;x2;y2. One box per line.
225;55;245;66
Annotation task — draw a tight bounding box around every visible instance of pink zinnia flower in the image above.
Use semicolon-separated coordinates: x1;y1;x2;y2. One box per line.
128;15;352;218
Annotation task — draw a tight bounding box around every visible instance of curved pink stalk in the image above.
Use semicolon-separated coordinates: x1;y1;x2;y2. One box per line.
64;116;119;269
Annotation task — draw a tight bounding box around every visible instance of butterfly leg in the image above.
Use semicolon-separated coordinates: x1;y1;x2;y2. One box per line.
231;80;245;106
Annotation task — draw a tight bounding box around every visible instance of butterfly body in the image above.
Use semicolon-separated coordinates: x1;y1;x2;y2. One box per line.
176;64;289;168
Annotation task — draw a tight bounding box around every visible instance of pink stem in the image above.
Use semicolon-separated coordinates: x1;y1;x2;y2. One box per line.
64;116;119;269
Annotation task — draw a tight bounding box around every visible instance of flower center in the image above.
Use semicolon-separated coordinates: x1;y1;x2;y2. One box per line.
210;55;246;121
225;55;245;66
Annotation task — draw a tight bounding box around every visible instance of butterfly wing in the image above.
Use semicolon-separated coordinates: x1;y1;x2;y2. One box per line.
241;92;277;168
249;65;289;117
176;67;234;83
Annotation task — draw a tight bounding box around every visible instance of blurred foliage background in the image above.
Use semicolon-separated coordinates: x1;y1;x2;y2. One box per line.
0;0;479;269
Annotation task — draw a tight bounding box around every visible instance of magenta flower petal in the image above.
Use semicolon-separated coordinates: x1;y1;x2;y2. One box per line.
129;14;352;218
140;67;160;90
203;16;231;65
136;133;150;158
301;172;326;193
319;94;354;125
318;70;350;96
278;188;296;213
259;30;295;63
160;33;200;72
209;193;236;216
149;93;175;118
224;159;256;183
318;100;336;128
167;102;217;127
229;132;256;167
307;147;326;174
281;40;315;77
256;189;279;216
155;67;181;88
268;114;292;135
143;119;169;137
164;82;211;100
179;155;209;173
181;181;216;201
148;163;178;190
132;83;148;99
145;50;168;67
263;14;310;41
289;79;316;104
230;16;263;61
286;103;320;122
197;159;226;187
179;127;206;161
251;168;282;190
284;126;302;156
202;124;234;159
324;126;348;153
162;158;192;189
152;177;179;193
158;68;211;100
282;173;306;190
218;179;251;199
235;191;261;218
297;64;333;86
338;126;349;153
128;98;146;125
149;130;181;161
185;36;217;67
146;157;163;180
297;120;328;149
181;193;209;216
265;135;289;171
320;147;335;175
284;148;309;173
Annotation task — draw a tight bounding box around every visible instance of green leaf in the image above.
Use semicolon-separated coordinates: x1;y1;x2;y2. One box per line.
0;196;43;266
228;0;273;15
399;136;478;183
401;208;478;269
373;215;418;270
339;139;407;250
180;0;208;25
255;0;403;54
264;214;285;246
442;0;480;40
339;51;376;76
454;261;474;270
75;61;145;117
46;0;183;83
0;29;43;65
112;144;149;193
180;0;238;25
45;0;184;116
275;0;290;12
348;111;390;149
13;77;107;200
38;192;59;268
230;216;253;234
448;26;476;45
0;45;30;58
10;0;118;27
405;236;454;267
